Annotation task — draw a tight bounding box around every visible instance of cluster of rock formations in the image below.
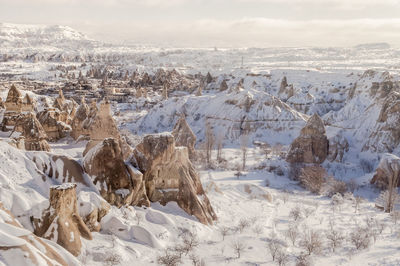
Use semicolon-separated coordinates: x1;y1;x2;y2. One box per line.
371;153;400;189
286;114;329;164
0;84;216;257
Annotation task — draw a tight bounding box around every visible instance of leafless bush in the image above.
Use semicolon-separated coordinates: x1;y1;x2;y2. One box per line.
189;253;204;266
236;218;250;233
299;228;323;255
299;165;326;194
289;206;303;222
325;225;345;252
303;208;314;218
289;163;303;180
219;226;230;240
285;223;299;246
331;193;344;212
231;239;246;258
267;240;281;262
157;249;181;266
325;177;347;196
275;249;289;266
253;224;264;236
295;253;313;266
376;190;400;213
104;252;122;266
179;231;199;255
349;226;371;250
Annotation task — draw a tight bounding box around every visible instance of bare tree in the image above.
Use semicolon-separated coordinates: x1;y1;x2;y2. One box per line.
325;223;345;252
391;211;400;225
231;239;246;258
285;223;299;246
215;131;224;163
289;206;303;222
219;226;230;241
267;239;281;262
157;249;181;266
240;133;249;171
349;226;371;250
276;249;289;266
205;121;215;167
299;228;323;255
236;218;250;233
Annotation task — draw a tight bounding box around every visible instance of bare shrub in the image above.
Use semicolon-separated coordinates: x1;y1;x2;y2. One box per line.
376;190;400;213
157;250;181;266
289;206;303;222
349;226;371;250
325;224;345;252
181;231;199;255
303;208;314;218
253;224;264;236
231;239;246;258
240;133;249;171
215;131;224;163
189;253;204;266
219;226;230;240
295;253;313;266
285;223;299;246
299;228;323;255
237;218;250;233
104;252;122;266
267;240;281;262
331;193;344;212
299;165;326;194
275;249;289;266
325;177;347;196
289;163;303;180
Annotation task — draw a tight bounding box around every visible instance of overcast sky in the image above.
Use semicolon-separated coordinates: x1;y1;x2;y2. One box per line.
1;0;400;47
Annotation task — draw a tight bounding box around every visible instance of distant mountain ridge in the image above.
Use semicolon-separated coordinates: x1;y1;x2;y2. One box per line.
0;22;96;49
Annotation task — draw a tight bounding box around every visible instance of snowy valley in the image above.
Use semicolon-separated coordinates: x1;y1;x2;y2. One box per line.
0;23;400;266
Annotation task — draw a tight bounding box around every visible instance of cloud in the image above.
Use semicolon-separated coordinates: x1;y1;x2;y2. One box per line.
85;17;400;47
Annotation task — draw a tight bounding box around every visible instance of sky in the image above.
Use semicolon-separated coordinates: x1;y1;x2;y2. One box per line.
0;0;400;47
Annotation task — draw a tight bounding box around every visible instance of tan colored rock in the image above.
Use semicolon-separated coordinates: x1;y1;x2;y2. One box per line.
371;153;400;189
53;89;67;111
71;96;89;140
37;108;71;141
32;183;92;257
172;115;197;160
82;99;120;141
0;202;72;266
133;133;217;225
220;80;228;91
83;138;150;207
4;84;23;113
21;93;34;112
286;114;329;164
13;112;50;151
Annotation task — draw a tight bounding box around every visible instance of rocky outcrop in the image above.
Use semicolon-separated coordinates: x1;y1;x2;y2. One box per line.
278;76;294;100
2;84;24;129
132;133;217;225
53;89;67;112
13;112;50;151
172;115;197;160
371;153;400;189
364;92;400;153
286;114;329;164
37;108;71;141
220;80;228;91
83;138;149;207
32;183;92;257
0;202;77;266
71;96;89;140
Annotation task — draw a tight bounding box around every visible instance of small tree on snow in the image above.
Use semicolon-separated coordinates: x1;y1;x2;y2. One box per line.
231;239;246;258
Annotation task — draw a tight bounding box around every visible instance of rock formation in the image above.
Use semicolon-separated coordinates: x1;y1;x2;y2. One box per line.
132;133;217;225
278;76;294;100
286;114;329;164
37;108;71;141
32;183;92;257
2;84;24;129
13;112;50;151
0;202;75;266
77;191;111;232
53;89;67;111
162;84;168;100
364;92;400;153
371;153;400;189
70;96;89;139
21;93;35;112
220;80;228;91
83;138;150;207
172;115;197;160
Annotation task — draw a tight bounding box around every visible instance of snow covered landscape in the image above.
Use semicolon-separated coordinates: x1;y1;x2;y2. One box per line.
1;9;400;266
